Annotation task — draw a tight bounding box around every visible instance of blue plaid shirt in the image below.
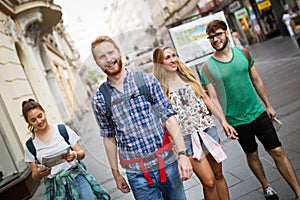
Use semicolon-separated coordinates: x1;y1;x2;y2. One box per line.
91;69;175;169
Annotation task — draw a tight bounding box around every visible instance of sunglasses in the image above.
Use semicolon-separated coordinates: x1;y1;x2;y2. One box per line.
207;32;226;40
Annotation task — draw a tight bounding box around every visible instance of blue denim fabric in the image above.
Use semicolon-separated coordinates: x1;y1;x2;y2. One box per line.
184;126;220;157
126;161;186;200
66;174;95;200
76;174;95;200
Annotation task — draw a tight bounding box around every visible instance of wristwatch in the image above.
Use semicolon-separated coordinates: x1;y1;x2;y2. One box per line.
177;149;188;157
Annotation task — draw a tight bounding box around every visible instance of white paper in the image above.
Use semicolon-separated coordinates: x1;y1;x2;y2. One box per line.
41;147;70;167
272;117;283;131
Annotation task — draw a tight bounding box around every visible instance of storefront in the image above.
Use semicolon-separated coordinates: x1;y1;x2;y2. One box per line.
222;0;286;46
233;6;258;45
224;1;259;47
281;0;300;39
251;0;281;39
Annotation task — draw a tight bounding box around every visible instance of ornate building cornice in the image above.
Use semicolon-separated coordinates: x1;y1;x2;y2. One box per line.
14;1;62;46
1;16;22;42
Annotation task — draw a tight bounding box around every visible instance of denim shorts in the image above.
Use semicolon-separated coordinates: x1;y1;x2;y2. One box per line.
184;126;220;157
126;161;186;200
234;111;282;154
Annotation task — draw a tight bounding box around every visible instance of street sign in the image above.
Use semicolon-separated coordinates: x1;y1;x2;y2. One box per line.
257;0;271;12
229;1;241;13
234;8;249;20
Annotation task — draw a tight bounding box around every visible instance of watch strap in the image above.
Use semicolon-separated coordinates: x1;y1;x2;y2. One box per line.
177;149;188;157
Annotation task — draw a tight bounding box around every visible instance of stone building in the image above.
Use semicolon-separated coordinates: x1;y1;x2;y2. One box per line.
145;0;200;45
0;0;88;199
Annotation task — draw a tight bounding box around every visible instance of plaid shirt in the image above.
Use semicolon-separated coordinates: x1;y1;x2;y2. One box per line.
43;164;110;200
91;69;175;169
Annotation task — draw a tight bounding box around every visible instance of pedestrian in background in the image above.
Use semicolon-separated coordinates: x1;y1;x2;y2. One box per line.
153;45;238;200
23;99;110;200
282;10;295;37
231;30;244;48
90;36;193;200
201;19;300;200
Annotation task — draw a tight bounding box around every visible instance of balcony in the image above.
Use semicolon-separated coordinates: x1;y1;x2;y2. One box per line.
14;0;62;35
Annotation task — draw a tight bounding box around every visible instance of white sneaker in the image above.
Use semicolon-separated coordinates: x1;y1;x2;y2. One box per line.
264;186;279;200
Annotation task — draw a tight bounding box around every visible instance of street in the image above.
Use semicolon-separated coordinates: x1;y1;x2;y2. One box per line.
30;35;300;200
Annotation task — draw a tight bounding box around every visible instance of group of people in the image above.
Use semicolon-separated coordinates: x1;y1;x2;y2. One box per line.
23;19;300;200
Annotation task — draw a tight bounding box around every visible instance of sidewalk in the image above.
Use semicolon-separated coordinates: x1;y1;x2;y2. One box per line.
30;36;300;200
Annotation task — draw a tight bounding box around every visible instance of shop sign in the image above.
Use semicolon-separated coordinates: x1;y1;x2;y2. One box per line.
257;0;271;12
249;11;262;35
234;8;249;20
229;1;241;13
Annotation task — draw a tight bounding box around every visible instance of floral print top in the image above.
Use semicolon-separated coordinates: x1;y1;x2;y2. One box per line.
169;84;215;137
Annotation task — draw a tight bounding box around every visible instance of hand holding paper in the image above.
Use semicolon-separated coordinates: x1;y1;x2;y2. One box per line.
41;146;70;168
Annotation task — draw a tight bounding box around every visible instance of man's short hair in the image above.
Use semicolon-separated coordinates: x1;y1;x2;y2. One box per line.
91;36;120;52
206;20;228;35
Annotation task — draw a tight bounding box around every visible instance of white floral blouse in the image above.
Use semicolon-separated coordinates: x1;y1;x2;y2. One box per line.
169;84;215;137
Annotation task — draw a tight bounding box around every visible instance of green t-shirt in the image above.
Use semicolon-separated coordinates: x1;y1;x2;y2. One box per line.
200;47;265;126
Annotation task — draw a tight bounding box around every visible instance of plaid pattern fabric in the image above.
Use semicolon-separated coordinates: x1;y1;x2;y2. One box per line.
91;69;175;170
43;164;110;200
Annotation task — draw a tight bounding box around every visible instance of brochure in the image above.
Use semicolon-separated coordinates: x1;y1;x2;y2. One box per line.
272;117;283;131
41;147;70;168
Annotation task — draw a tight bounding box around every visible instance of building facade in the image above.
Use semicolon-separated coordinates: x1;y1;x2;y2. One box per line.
0;0;88;199
145;0;200;45
203;0;291;46
100;0;200;73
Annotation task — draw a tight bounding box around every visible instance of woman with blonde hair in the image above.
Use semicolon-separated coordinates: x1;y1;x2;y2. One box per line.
153;46;238;200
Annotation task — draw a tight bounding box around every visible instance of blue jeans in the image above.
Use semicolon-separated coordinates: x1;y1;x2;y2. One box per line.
66;174;94;200
126;161;186;200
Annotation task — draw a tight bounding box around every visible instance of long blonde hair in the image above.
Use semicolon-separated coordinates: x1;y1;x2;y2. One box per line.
153;46;205;98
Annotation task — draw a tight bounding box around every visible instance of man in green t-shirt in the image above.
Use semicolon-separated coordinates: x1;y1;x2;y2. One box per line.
201;20;300;200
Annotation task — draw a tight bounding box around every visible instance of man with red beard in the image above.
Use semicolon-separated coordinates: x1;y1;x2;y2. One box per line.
90;36;192;200
201;20;300;200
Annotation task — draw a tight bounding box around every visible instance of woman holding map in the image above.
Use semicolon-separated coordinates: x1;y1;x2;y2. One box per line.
22;99;110;200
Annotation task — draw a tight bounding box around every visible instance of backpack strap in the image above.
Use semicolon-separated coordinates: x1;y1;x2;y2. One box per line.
26;138;39;163
202;63;215;85
241;48;251;69
133;71;154;104
134;71;161;118
58;124;70;146
201;61;222;110
57;124;87;169
99;83;114;126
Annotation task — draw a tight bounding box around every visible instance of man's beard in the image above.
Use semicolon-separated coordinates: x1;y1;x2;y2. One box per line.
213;36;228;51
104;57;122;76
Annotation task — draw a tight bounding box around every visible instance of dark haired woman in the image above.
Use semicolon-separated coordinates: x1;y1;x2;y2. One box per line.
22;99;110;200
